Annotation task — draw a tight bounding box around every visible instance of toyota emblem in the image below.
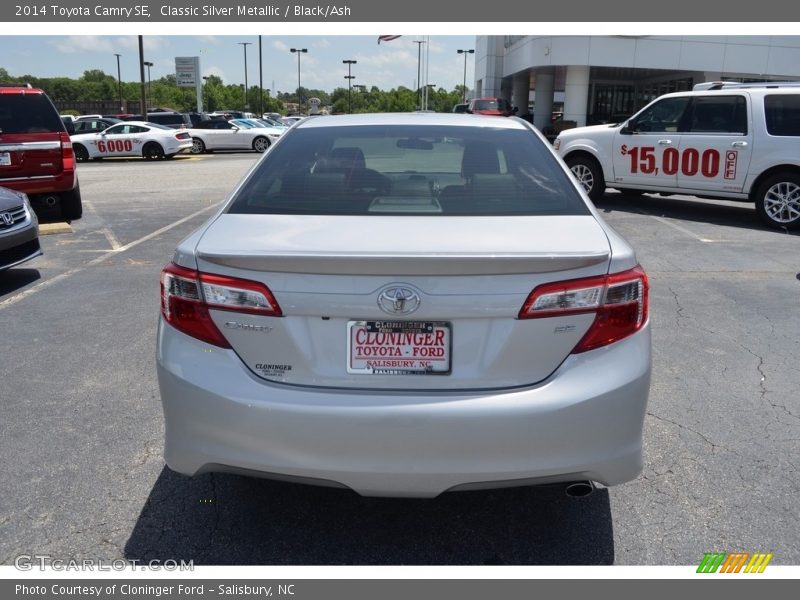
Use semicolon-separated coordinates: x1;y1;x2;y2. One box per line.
377;285;421;315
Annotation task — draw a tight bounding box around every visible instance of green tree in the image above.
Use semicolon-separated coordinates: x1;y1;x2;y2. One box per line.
0;66;468;116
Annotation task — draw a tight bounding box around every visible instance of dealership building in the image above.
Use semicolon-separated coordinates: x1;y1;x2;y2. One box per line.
474;36;800;129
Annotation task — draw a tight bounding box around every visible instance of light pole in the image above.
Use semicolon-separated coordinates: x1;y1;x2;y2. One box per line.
237;41;252;111
353;84;367;111
426;84;437;111
290;48;308;114
343;59;357;114
113;53;123;112
258;35;263;117
413;40;426;109
202;76;210;112
142;61;153;112
457;49;474;103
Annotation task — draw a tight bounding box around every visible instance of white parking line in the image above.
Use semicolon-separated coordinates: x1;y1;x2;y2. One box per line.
81;199;123;250
0;203;220;311
646;213;719;242
619;200;726;243
101;227;122;251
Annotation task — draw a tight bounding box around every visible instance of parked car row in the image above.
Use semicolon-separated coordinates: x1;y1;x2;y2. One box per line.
65;113;290;159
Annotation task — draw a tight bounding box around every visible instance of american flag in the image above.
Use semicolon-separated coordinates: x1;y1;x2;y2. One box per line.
377;35;402;44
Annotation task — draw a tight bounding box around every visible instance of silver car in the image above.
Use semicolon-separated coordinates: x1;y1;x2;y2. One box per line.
157;113;651;498
0;187;41;271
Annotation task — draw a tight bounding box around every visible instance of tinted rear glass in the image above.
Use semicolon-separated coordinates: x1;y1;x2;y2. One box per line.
229;124;589;216
0;93;64;134
148;114;188;126
764;94;800;136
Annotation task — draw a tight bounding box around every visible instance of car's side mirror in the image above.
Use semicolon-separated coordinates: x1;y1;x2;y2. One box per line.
620;122;633;135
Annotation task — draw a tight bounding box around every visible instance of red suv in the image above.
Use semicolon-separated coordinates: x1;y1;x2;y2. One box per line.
0;84;82;221
467;97;514;117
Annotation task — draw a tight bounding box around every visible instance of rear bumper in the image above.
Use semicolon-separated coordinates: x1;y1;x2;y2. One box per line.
157;321;651;498
168;142;193;155
0;171;77;197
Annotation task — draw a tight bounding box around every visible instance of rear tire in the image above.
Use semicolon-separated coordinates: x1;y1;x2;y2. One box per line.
143;142;165;160
73;144;89;163
754;172;800;230
191;138;206;154
60;185;83;221
566;155;606;202
253;136;270;153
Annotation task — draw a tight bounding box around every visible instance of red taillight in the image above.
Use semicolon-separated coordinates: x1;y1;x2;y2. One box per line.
519;265;649;353
59;132;75;171
160;263;282;348
176;132;190;140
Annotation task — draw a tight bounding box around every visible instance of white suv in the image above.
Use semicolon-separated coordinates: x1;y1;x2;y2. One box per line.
554;82;800;230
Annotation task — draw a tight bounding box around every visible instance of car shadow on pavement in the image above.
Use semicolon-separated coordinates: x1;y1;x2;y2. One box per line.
124;467;614;565
0;268;40;297
597;191;799;235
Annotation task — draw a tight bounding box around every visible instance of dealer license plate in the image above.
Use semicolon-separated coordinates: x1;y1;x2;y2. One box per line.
0;152;11;166
347;320;451;375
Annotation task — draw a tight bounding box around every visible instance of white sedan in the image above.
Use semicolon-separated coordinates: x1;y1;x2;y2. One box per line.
71;121;193;161
187;119;282;154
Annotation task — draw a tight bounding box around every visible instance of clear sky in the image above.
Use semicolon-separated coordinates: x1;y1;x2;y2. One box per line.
0;35;478;94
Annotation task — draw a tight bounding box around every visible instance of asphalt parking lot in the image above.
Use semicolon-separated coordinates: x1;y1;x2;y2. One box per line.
1;153;798;566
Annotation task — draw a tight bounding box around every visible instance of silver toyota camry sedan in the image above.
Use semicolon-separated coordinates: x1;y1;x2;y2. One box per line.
157;113;651;498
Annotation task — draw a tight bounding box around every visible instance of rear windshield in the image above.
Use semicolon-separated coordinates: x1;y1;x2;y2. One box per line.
229;124;589;217
0;93;64;134
764;94;800;136
148;114;187;126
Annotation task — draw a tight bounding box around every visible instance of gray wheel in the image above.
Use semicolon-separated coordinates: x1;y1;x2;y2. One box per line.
143;142;165;160
73;144;89;163
755;173;800;230
191;138;206;154
566;156;605;202
253;136;270;153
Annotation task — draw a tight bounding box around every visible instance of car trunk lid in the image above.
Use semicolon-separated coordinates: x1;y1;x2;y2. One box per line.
192;214;612;390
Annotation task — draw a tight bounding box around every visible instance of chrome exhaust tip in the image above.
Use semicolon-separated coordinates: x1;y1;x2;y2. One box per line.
564;481;594;498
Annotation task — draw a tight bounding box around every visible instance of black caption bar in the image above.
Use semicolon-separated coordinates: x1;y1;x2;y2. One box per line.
3;0;800;21
3;579;794;600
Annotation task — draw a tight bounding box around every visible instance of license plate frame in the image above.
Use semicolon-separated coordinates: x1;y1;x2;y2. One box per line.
347;320;452;375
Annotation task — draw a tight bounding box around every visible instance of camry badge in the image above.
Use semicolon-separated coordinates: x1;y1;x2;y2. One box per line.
377;285;421;315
